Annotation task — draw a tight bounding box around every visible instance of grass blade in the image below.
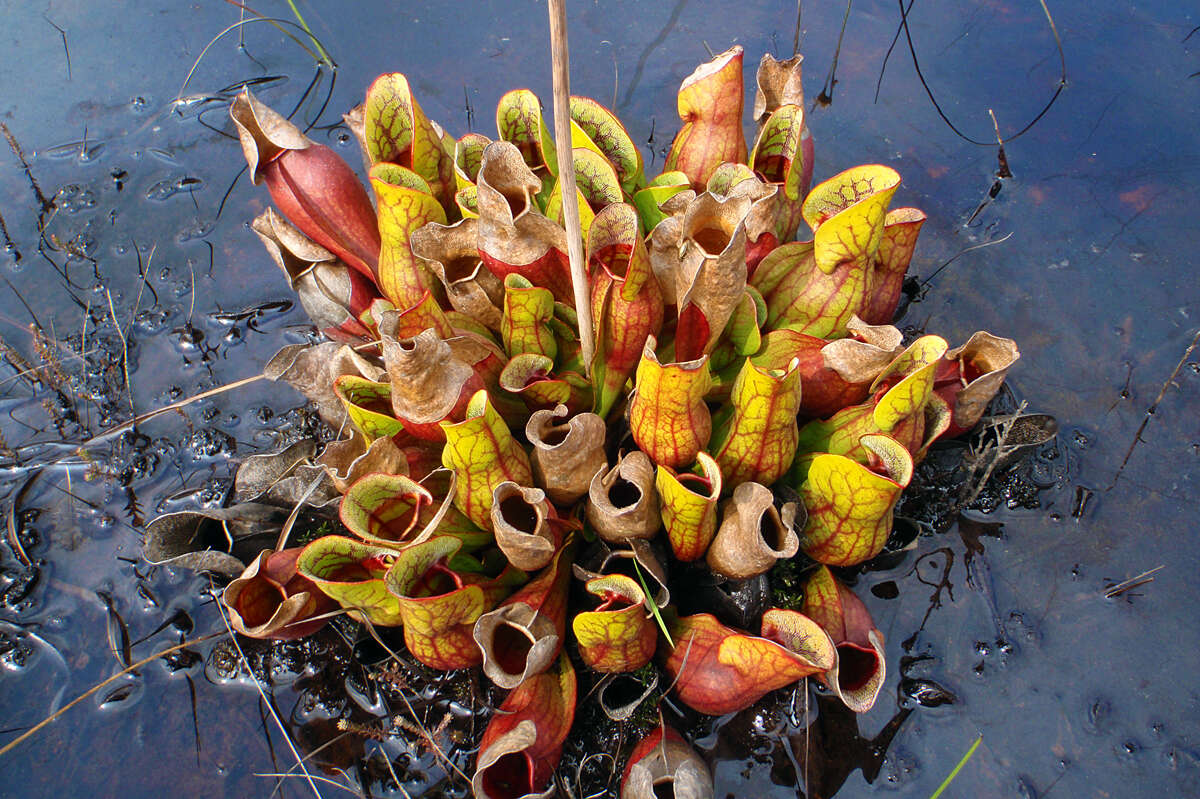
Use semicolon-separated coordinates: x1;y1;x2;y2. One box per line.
929;735;982;799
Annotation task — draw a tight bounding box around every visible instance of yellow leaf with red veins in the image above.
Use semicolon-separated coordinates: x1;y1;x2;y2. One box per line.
378;289;454;340
496;88;556;173
706;162;758;196
665;46;748;190
545;181;597;243
544;147;623;240
751;102;807;202
662;613;832;716
872;344;946;432
750;103;809;241
709;355;802;487
340;472;486;551
501;273;557;360
499;352;592;414
588;203;664;418
794;434;913;566
800;566;887;713
384;536;510;670
707;287;766;394
628;336;713;468
340;472;432;546
440;390;534;530
455;184;479;218
496;90;606;176
751;165;902;338
333;375;405;442
453;133;491;189
363;73;455;212
572;574;656;673
369;163;446;310
656;452;722;562
750;241;854;339
795;335;948;463
570;96;645;193
759;608;838;673
296;536;402;626
804;164;900;276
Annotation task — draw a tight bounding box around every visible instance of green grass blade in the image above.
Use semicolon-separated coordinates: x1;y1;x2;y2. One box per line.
285;0;334;68
629;555;674;648
928;735;982;799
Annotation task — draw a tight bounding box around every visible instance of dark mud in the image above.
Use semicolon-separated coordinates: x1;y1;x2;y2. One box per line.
1;1;1198;797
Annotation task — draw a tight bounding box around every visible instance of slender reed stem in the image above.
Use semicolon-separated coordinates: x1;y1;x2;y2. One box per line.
547;0;595;376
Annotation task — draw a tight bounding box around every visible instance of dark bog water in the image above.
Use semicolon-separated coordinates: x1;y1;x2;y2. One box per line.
0;1;1197;797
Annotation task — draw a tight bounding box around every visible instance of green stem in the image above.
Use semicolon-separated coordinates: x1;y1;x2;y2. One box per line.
285;0;334;68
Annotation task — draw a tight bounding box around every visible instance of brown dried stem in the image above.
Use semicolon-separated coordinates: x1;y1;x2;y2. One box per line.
547;0;595;375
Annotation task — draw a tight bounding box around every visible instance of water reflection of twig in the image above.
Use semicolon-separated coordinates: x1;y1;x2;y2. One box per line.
617;0;688;112
814;0;852;108
893;0;1067;145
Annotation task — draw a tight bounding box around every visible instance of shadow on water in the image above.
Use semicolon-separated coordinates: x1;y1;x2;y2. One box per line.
0;0;1198;796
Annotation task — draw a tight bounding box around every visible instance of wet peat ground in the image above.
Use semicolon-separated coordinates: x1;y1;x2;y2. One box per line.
0;1;1198;797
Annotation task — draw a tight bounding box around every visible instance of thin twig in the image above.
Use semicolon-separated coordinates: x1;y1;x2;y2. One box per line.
1104;565;1164;599
919;232;1013;287
1108;328;1200;489
253;773;359;796
83;373;266;441
792;0;803;57
283;0;335;67
0;122;49;209
213;584;326;799
357;620;471;784
960;401;1027;505
274;475;325;551
815;0;853;107
43;17;71;81
547;0;595;376
0;633;219;757
105;288;135;419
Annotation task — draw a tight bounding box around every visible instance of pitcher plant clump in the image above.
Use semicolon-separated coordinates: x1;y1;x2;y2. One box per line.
148;44;1021;799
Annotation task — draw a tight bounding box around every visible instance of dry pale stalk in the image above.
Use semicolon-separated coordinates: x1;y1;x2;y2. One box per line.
547;0;595;374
